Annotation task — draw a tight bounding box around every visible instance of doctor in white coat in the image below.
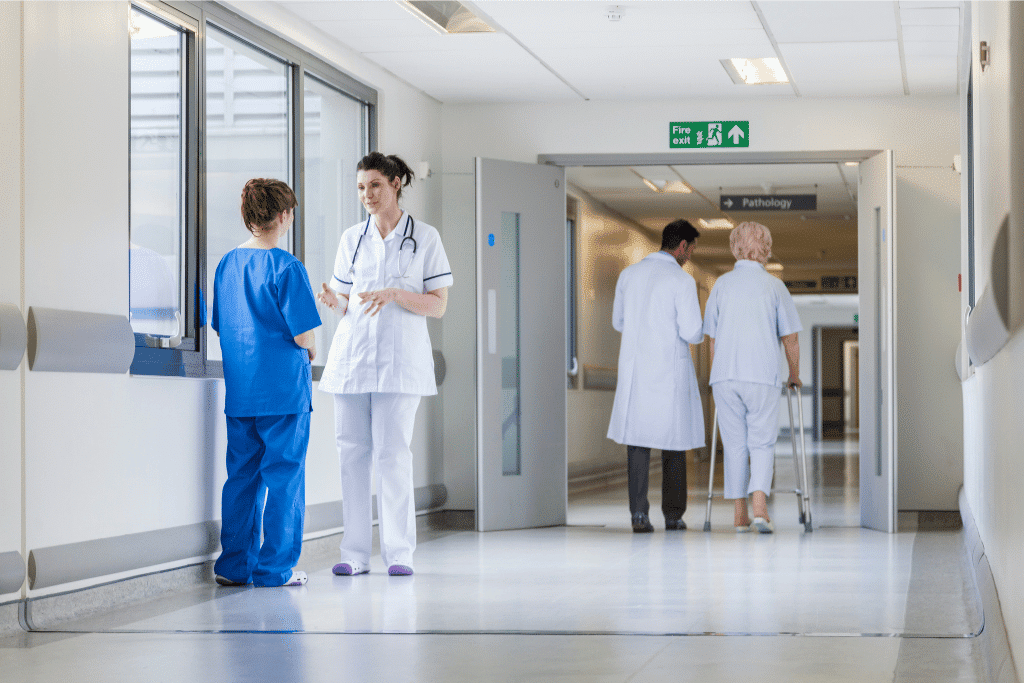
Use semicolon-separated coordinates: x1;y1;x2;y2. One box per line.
607;220;704;533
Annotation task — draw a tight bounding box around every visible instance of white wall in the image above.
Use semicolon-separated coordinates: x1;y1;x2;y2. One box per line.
1;1;445;599
962;0;1024;667
441;95;962;512
0;2;24;602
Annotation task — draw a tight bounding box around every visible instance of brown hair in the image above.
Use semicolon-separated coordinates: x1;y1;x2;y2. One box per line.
240;178;297;234
357;152;415;200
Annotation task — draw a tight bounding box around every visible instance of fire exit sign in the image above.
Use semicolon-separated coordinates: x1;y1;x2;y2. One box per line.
670;121;749;148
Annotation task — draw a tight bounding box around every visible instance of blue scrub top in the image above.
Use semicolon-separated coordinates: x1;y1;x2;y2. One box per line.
213;248;322;417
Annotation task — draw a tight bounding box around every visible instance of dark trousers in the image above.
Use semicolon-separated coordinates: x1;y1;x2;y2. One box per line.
627;446;688;521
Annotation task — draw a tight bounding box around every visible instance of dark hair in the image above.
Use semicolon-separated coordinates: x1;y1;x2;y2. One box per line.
357;152;415;199
661;219;700;250
240;178;296;234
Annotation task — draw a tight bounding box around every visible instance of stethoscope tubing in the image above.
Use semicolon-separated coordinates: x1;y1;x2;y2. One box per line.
348;214;417;276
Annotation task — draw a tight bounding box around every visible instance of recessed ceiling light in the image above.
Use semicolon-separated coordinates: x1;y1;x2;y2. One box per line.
632;169;691;194
403;1;495;34
721;58;789;85
766;263;784;272
844;161;859;167
698;218;734;230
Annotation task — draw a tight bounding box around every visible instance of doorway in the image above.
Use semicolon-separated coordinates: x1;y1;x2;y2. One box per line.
537;150;893;532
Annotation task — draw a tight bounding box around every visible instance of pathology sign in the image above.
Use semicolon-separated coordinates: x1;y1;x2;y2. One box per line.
720;194;817;211
670;121;748;148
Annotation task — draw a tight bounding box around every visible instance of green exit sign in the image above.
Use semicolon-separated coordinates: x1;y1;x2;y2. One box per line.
670;121;749;148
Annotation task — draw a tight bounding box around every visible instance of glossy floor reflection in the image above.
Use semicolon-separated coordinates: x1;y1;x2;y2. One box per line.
0;436;987;682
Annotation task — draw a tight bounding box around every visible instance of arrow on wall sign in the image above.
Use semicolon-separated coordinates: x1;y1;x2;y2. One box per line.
728;125;745;144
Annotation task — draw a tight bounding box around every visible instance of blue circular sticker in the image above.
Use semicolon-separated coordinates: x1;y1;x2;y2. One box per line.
488;233;495;247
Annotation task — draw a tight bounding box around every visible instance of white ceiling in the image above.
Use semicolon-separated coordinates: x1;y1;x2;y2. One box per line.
274;1;963;285
282;0;963;103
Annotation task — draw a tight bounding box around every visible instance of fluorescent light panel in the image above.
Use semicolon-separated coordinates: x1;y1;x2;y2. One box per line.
403;1;495;34
698;218;733;230
721;58;789;85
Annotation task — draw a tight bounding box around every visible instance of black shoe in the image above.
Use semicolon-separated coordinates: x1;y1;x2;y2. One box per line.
632;512;654;533
665;519;687;531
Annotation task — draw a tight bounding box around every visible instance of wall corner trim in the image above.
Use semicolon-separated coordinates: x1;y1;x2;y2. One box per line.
26;307;134;374
0;303;27;370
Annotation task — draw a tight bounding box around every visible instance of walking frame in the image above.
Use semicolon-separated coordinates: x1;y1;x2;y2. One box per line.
702;384;813;533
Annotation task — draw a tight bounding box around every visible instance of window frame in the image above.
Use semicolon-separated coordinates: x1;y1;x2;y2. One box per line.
129;0;377;378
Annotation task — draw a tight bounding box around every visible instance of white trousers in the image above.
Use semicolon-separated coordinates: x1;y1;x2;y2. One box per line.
334;392;421;568
712;380;781;500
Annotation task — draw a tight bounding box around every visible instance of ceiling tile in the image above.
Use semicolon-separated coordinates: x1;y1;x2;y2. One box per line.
780;41;905;96
901;25;959;42
899;7;961;25
759;1;898;43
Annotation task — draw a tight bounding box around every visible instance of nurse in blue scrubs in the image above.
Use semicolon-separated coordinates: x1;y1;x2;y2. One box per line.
212;178;322;587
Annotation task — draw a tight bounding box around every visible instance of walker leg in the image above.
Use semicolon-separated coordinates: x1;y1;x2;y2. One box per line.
703;406;718;532
786;386;807;525
795;387;813;532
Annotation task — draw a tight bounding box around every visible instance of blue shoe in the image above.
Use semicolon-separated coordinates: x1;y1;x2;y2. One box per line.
388;564;414;576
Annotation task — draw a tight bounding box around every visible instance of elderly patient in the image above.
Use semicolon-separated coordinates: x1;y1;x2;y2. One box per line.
702;222;802;534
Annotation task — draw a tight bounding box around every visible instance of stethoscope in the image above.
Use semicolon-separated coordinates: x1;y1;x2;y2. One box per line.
348;214;417;279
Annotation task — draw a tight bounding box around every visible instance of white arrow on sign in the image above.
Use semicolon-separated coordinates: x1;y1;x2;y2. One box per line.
723;198;734;208
728;125;745;144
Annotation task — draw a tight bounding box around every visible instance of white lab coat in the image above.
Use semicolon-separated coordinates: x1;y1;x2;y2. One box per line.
607;251;705;451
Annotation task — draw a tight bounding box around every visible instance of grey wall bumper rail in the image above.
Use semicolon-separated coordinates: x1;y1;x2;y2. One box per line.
0;551;26;595
27;307;135;373
28;485;448;590
0;303;27;370
29;522;220;590
966;215;1012;366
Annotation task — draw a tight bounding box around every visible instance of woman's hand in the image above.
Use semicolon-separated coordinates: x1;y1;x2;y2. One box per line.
317;283;347;315
358;288;401;317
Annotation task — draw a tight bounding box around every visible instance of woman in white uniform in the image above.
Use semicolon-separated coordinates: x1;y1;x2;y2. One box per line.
703;222;801;534
316;152;453;576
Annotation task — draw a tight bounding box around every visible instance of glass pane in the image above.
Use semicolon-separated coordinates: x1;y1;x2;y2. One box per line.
206;26;291;361
303;74;367;364
130;9;184;338
501;212;521;476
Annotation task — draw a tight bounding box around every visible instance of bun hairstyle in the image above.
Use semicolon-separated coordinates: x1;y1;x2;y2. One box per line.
357;152;415;200
241;178;297;235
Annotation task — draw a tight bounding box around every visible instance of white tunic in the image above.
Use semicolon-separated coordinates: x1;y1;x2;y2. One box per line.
607;251;705;451
319;212;454;396
703;260;802;387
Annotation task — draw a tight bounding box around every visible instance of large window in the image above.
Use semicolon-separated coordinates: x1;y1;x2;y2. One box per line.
128;1;375;376
205;26;292;362
302;74;369;361
129;8;187;342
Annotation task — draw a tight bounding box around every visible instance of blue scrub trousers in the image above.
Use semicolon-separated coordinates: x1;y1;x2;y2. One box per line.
215;412;310;587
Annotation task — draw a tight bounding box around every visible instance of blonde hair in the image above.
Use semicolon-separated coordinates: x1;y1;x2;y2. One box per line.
729;221;772;264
